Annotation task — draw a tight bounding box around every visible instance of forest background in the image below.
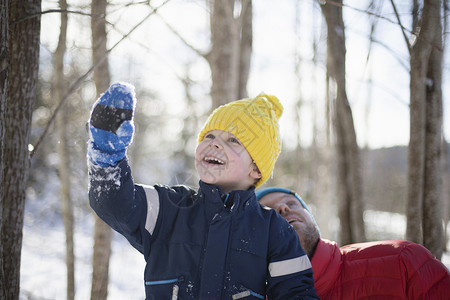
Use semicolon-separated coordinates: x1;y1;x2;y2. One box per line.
1;0;450;299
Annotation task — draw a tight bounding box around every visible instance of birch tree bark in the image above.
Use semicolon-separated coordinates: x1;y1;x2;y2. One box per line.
53;0;75;298
407;0;444;259
3;0;41;298
319;0;366;245
90;0;113;298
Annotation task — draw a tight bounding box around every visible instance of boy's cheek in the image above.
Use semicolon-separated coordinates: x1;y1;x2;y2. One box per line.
194;144;204;159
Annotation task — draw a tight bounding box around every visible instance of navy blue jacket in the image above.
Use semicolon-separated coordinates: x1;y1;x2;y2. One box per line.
89;159;318;299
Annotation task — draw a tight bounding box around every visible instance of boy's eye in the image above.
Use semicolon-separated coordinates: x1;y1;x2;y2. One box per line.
229;137;241;144
205;133;215;140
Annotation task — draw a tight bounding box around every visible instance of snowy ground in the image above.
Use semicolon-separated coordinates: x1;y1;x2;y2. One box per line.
20;207;449;300
20;211;145;300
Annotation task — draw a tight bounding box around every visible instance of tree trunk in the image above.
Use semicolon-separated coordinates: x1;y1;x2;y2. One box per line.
412;0;420;34
91;218;113;300
309;3;332;238
3;1;41;298
53;0;75;298
56;99;76;300
0;1;9;298
319;0;366;245
208;0;240;107
407;0;444;259
443;140;449;251
91;0;110;92
170;66;198;186
237;0;252;99
90;0;113;299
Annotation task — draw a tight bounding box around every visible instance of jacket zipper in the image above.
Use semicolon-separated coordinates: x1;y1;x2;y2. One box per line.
145;276;184;300
232;289;265;299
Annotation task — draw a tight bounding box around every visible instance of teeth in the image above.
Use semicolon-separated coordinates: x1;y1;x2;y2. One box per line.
204;156;224;165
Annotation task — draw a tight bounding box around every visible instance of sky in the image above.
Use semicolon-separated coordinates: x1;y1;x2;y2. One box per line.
249;0;447;149
40;0;450;150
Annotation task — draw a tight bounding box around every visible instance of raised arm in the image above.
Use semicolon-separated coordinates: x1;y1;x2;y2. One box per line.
87;83;158;254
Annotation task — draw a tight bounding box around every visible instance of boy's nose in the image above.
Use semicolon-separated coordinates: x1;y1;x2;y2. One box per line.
209;139;223;149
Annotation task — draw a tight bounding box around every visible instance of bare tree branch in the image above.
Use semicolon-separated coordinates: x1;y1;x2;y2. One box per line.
105;18;183;78
368;35;410;71
347;26;410;71
323;0;415;35
324;0;443;53
364;1;380;69
153;10;208;58
30;0;172;159
389;0;412;54
13;0;154;25
11;9;93;25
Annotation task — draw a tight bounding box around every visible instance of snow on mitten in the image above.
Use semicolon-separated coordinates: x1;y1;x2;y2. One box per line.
87;82;136;167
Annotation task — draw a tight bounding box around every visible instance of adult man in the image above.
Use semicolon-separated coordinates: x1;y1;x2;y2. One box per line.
256;187;450;299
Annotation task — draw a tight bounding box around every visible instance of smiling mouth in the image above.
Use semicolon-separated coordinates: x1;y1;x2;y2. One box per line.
204;156;225;165
285;218;298;225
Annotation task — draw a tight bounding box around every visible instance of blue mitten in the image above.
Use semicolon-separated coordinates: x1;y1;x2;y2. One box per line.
87;82;136;167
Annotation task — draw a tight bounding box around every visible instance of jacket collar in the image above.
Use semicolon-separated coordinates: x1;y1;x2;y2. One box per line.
310;238;342;295
198;181;256;220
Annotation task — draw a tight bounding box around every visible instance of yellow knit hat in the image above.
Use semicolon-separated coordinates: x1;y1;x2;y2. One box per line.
198;94;283;187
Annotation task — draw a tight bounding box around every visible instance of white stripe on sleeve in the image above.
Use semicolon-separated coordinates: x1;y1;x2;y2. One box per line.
143;185;160;235
268;255;312;277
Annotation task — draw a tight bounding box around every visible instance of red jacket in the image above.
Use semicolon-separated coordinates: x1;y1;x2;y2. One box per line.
311;238;450;299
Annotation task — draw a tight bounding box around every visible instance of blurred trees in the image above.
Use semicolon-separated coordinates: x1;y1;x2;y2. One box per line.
208;0;252;106
52;0;75;298
319;0;366;245
9;0;449;297
90;0;113;298
443;141;450;250
160;0;253;184
0;1;8;298
407;0;444;259
2;1;41;299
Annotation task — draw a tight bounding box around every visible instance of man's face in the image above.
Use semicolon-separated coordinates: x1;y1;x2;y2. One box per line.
259;192;320;259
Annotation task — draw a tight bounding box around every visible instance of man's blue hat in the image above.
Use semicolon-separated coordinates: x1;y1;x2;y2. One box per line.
256;187;321;236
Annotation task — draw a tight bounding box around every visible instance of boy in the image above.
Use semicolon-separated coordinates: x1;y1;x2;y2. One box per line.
87;82;318;299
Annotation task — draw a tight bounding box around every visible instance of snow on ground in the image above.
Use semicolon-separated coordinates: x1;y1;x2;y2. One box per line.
20;211;145;300
364;210;450;268
20;207;449;299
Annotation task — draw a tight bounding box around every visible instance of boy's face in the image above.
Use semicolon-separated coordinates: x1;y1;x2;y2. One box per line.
195;130;261;193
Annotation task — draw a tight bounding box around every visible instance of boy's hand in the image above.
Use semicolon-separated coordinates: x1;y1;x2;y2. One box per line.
87;82;136;167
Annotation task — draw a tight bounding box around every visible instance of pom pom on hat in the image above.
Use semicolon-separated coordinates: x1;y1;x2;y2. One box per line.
198;94;283;187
